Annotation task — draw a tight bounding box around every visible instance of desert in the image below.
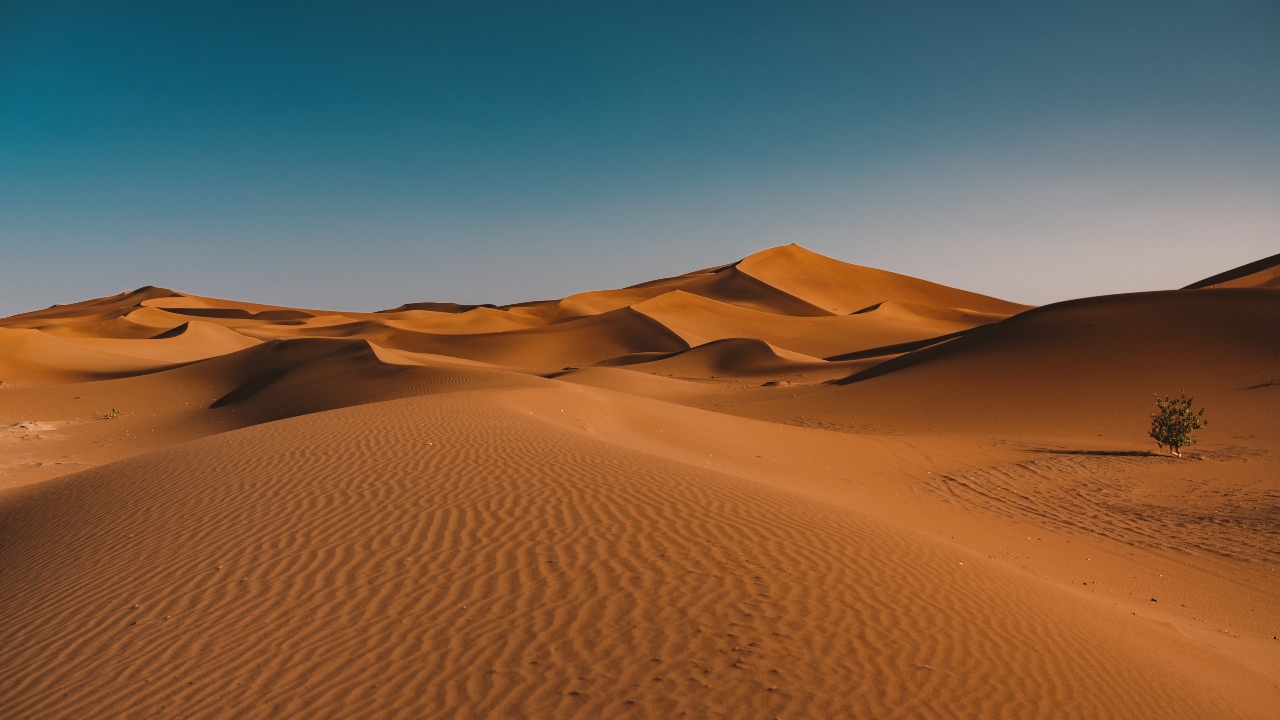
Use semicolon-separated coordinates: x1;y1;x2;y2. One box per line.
1;245;1277;718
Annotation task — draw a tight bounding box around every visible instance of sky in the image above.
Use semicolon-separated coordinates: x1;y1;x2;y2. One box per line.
1;0;1277;315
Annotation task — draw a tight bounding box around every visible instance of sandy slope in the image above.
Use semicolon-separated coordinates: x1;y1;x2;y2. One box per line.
736;244;1030;316
597;337;863;382
0;328;179;384
54;321;262;363
630;291;987;358
732;289;1280;439
1;247;1277;719
0;387;1264;719
1184;253;1280;290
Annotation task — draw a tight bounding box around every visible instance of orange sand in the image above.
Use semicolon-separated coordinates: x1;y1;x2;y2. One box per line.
1;245;1276;719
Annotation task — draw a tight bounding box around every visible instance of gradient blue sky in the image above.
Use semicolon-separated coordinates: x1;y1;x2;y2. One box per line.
2;1;1277;315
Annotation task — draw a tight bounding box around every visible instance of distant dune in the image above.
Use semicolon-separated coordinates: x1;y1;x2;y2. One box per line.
1184;252;1280;290
1;246;1276;719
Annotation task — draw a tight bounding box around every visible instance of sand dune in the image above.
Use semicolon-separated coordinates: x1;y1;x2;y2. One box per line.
551;262;834;319
604;337;828;379
1;286;184;325
0;246;1019;386
55;321;262;363
633;291;990;358
0;328;181;384
736;244;1031;316
324;308;690;370
1185;252;1280;290
198;338;543;426
0;388;1261;719
735;288;1280;439
378;308;549;335
1;246;1277;719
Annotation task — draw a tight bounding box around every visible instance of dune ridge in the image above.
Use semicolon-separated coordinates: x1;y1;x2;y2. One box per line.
1184;253;1280;290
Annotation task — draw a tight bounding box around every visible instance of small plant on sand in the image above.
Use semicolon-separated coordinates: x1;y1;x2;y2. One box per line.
1149;393;1206;457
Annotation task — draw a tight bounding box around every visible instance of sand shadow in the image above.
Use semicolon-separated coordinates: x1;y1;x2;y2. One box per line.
1025;448;1159;458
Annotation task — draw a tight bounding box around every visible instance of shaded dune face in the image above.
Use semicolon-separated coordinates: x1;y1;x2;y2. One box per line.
553;265;835;320
2;247;1278;719
598;337;831;379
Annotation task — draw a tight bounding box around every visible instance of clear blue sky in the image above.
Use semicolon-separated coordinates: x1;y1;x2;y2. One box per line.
2;1;1277;314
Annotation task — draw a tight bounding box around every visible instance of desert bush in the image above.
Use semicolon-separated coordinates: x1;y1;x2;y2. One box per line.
1149;393;1206;457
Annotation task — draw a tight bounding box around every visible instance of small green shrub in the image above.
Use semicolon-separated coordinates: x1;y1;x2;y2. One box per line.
1149;393;1206;457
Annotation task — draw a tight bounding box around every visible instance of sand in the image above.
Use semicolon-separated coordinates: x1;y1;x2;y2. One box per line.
1;245;1276;719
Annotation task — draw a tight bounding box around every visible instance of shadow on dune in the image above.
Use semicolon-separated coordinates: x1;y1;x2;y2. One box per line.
210;368;291;408
822;329;975;362
1025;448;1160;458
163;307;315;321
829;330;983;385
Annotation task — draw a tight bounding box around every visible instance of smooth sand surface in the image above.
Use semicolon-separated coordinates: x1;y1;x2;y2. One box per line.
1;245;1276;719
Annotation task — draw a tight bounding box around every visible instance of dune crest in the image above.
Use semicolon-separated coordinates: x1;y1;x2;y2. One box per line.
736;244;1031;316
1184;252;1280;290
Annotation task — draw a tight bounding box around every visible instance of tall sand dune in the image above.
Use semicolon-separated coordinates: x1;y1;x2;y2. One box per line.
0;286;183;326
551;263;834;319
736;244;1031;316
